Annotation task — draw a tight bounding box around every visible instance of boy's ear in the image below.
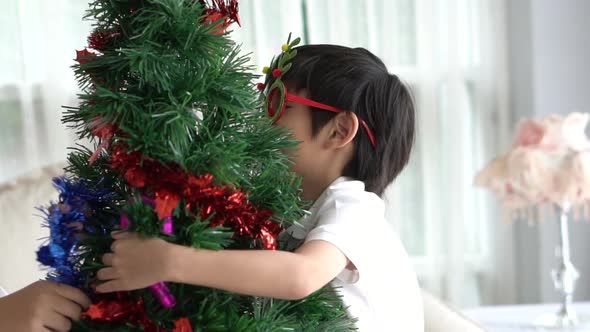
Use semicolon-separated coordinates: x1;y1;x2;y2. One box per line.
325;112;359;149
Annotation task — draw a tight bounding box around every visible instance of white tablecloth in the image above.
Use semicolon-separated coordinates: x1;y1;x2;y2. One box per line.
463;302;590;331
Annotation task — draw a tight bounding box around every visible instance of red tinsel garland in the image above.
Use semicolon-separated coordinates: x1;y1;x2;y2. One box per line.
173;317;194;332
84;293;193;331
83;293;160;331
109;143;282;250
89;118;281;250
202;0;240;35
204;0;240;25
88;117;118;164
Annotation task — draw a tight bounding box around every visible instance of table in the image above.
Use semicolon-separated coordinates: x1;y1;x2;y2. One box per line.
463;302;590;331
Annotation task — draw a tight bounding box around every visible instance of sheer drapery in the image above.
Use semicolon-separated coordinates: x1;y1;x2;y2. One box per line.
0;0;511;307
0;0;90;182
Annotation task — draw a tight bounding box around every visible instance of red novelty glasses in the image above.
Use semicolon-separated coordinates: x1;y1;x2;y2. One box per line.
264;82;376;147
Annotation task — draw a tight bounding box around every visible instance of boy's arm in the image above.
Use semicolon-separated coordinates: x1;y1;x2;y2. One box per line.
172;239;347;299
96;232;347;300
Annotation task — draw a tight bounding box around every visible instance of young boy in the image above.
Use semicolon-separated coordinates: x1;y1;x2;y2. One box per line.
96;44;424;331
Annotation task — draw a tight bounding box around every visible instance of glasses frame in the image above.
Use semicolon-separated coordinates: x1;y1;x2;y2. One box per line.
264;81;377;147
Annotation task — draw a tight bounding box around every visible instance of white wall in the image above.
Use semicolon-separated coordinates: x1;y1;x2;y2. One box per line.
507;0;590;304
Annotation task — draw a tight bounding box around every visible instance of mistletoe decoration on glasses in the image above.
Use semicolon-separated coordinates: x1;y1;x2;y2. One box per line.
259;33;301;122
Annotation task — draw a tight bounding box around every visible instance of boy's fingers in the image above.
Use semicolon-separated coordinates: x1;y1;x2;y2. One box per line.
96;280;123;293
54;283;91;309
102;253;115;266
111;230;127;239
52;295;83;321
97;267;119;281
43;310;72;332
111;231;138;240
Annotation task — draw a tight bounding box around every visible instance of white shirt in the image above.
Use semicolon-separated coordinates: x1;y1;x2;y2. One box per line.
280;177;424;331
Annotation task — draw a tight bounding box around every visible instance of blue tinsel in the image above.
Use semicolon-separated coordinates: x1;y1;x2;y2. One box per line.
36;176;116;287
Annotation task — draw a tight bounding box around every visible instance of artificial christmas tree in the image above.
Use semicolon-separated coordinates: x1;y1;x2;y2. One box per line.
36;0;356;330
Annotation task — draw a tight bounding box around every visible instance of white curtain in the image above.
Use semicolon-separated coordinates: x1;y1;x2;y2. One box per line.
233;0;512;307
0;0;90;292
1;0;512;307
0;0;90;183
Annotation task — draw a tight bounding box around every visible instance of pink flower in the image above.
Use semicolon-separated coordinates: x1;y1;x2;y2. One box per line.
513;113;590;152
514;119;545;147
506;147;552;203
477;112;590;209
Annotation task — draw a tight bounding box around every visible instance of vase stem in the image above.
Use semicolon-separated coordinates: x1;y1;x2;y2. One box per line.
551;204;579;327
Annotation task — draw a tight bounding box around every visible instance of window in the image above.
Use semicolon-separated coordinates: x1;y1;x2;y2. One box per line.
232;0;509;306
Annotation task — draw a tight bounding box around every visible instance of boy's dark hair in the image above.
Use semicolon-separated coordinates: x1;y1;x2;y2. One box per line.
283;45;415;196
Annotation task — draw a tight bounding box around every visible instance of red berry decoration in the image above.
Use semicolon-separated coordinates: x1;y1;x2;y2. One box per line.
272;69;282;78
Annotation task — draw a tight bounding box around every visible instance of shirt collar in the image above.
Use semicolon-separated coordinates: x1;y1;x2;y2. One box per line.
286;176;364;239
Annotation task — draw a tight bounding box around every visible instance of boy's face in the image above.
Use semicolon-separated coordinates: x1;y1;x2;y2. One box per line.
273;89;325;180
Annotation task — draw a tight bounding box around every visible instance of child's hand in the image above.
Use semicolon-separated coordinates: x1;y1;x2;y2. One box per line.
96;232;174;293
0;280;90;332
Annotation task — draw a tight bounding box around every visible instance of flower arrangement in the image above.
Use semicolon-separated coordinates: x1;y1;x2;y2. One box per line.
475;112;590;211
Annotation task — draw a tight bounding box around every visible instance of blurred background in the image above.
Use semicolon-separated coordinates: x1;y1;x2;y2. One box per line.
1;0;589;311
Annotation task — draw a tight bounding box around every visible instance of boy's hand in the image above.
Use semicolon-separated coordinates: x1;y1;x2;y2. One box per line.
0;280;90;332
96;232;173;293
